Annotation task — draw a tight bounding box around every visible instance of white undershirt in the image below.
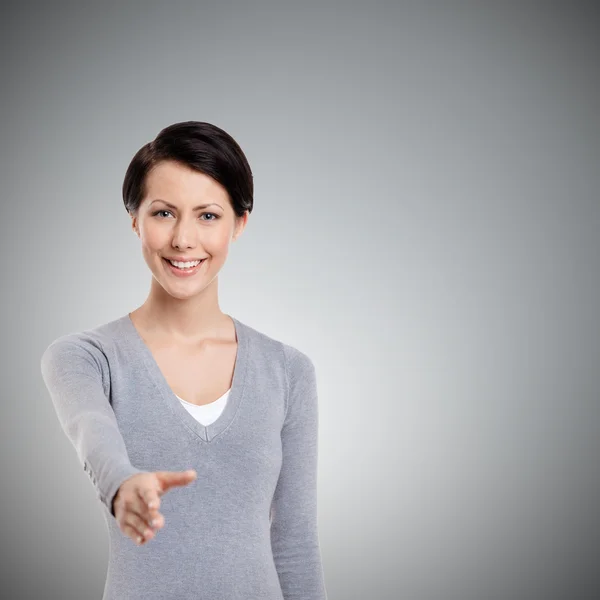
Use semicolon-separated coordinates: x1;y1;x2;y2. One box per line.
175;388;231;426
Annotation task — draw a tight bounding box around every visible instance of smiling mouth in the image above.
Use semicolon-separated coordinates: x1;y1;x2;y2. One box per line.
162;257;206;273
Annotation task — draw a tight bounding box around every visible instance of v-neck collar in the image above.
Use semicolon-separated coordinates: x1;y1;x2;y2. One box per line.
118;312;249;443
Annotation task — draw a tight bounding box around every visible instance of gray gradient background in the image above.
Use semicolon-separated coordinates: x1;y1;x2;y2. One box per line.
2;1;599;599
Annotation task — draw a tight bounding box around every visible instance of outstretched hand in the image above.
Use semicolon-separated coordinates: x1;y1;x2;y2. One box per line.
113;469;198;545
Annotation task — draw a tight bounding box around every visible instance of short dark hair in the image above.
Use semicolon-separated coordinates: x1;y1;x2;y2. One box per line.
122;121;253;219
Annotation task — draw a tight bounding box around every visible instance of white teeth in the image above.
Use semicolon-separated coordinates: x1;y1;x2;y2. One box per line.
168;259;202;268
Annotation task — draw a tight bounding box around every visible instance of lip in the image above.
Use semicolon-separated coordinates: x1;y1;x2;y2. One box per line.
163;257;206;277
164;256;207;262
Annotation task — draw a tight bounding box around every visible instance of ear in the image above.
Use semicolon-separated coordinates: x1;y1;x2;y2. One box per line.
233;211;249;241
130;212;140;238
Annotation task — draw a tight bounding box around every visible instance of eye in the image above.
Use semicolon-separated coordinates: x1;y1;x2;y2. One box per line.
152;210;220;221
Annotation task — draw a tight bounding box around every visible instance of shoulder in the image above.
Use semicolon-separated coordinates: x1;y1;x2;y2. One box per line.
237;318;315;377
40;317;123;375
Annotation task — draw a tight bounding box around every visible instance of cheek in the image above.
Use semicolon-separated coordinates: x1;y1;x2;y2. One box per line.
140;226;166;252
205;231;233;255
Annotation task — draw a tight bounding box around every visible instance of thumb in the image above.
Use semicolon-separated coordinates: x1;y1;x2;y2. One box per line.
156;469;197;491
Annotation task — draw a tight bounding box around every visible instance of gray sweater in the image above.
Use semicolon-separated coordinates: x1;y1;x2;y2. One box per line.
40;313;327;600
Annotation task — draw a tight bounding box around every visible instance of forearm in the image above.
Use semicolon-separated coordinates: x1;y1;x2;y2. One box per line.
41;338;146;516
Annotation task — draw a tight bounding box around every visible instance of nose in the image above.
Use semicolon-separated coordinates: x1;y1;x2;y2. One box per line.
171;217;198;249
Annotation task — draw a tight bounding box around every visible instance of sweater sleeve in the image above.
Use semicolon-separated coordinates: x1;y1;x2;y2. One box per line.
40;336;148;519
270;346;328;600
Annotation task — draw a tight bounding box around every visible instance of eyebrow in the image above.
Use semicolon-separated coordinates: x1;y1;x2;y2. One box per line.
149;199;223;210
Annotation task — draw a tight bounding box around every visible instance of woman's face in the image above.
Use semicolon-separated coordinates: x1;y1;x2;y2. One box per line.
130;159;247;298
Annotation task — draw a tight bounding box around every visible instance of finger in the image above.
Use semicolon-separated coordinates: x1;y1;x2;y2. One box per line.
122;523;143;545
134;489;163;530
124;511;156;543
122;521;151;546
116;497;156;543
158;469;197;491
137;487;162;523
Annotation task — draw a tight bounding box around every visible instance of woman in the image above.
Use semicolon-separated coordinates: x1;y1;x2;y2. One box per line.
40;121;328;600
